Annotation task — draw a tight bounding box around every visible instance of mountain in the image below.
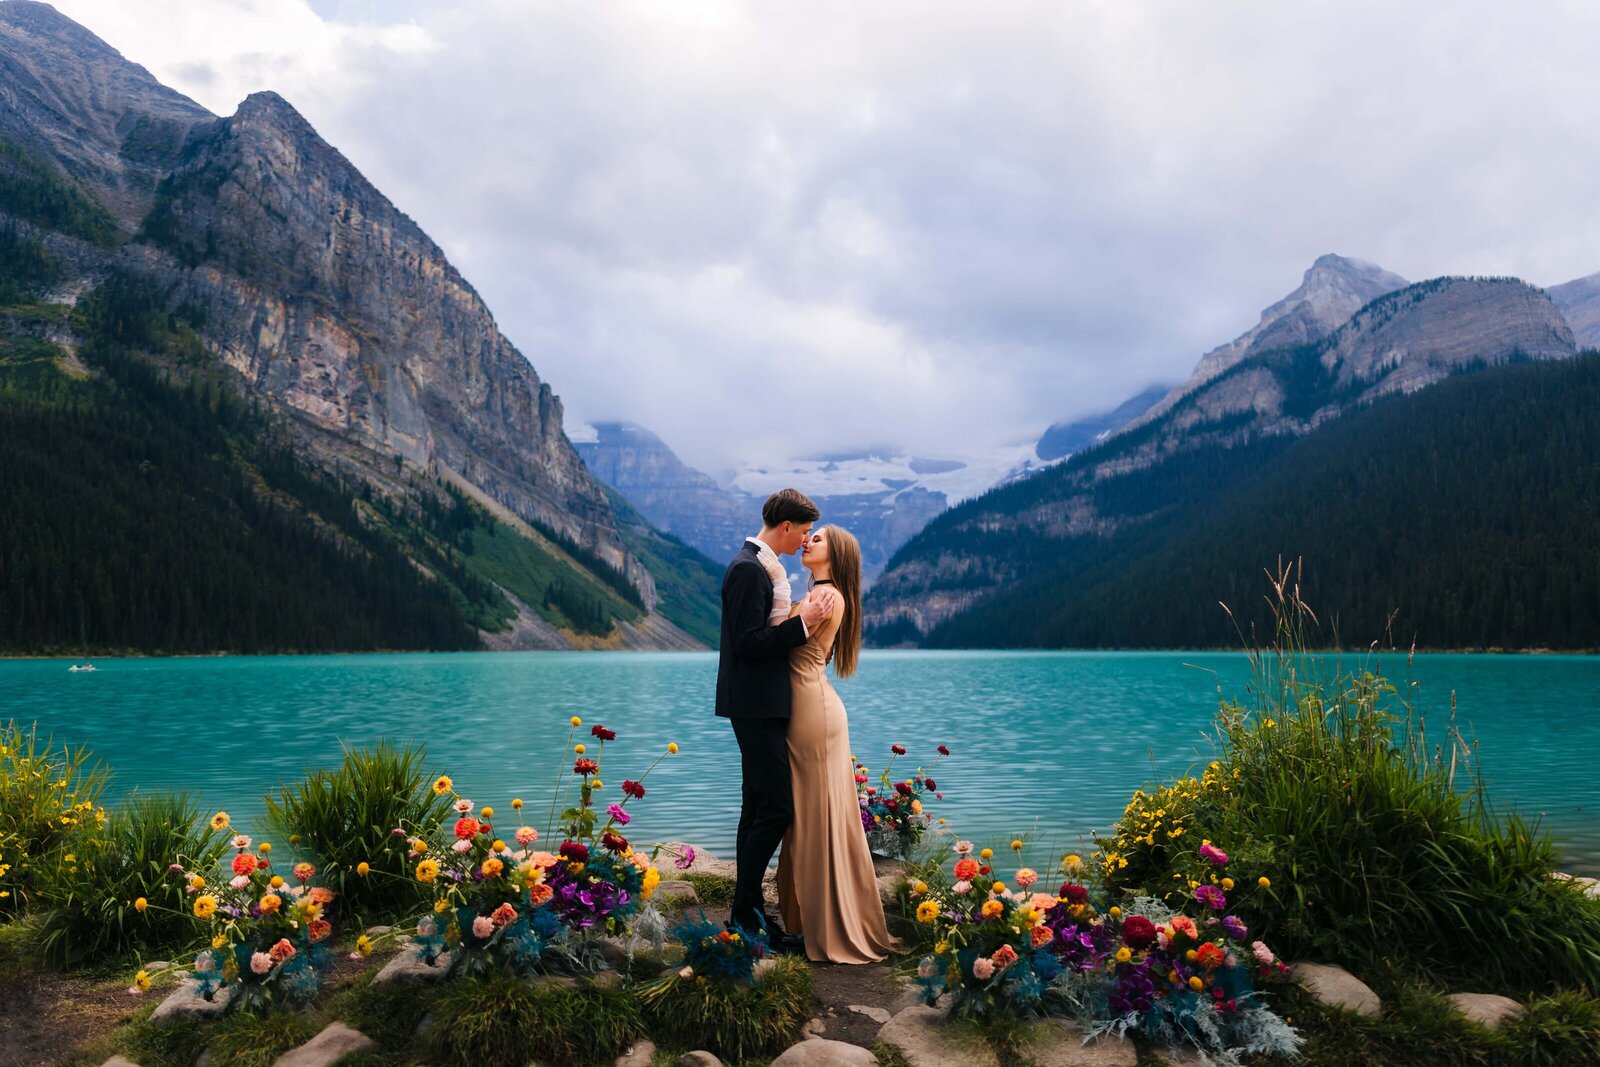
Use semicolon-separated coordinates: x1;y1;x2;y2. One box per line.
1131;253;1410;430
0;1;718;651
866;262;1580;643
1548;271;1600;349
925;352;1600;650
1035;383;1171;461
576;421;1037;582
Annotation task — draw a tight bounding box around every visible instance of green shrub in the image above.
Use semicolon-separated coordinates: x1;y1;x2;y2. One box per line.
265;741;451;923
0;721;110;917
32;791;225;966
1102;576;1600;992
641;953;813;1062
426;976;645;1067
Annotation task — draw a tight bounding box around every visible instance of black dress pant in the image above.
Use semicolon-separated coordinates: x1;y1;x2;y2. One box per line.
729;716;793;928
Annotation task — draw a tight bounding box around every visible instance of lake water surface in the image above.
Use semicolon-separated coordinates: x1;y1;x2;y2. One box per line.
3;650;1596;875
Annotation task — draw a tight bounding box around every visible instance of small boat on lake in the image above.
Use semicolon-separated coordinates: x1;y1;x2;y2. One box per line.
67;664;97;672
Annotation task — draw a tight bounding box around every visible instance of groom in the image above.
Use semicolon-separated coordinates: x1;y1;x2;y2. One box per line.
716;488;835;947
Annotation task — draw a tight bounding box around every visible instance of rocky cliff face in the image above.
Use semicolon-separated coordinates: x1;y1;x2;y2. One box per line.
1133;254;1409;429
0;0;676;627
1548;271;1600;350
866;267;1579;641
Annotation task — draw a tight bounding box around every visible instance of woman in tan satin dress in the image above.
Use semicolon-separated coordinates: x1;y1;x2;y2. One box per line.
775;526;898;964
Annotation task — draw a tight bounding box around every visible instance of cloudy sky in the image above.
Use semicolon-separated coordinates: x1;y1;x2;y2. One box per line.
47;0;1600;472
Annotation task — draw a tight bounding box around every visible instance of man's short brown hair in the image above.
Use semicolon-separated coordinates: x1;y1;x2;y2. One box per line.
762;488;820;527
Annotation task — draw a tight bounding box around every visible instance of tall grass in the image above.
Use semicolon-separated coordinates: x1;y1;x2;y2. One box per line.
0;721;110;917
426;976;644;1067
264;740;451;923
33;791;225;966
1107;565;1600;992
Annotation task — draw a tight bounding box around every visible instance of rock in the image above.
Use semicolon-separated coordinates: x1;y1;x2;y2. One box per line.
364;925;394;935
1291;962;1382;1018
612;1039;657;1067
143;961;174;973
771;1038;880;1066
877;1003;998;1067
755;957;781;979
877;874;901;904
1553;872;1600;898
1021;1018;1138;1066
801;1017;827;1038
414;1013;434;1039
148;979;233;1026
371;944;454;988
587;970;623;991
654;879;699;906
1446;992;1524;1030
99;1057;141;1067
659;844;738;881
271;1022;377;1067
672;1054;724;1067
1149;1048;1205;1065
848;1004;893;1025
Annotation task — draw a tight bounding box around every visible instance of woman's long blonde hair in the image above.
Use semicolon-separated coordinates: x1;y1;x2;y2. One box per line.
823;526;862;679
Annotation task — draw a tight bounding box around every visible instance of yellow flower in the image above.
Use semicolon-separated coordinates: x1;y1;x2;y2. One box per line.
1186;949;1199;962
1062;854;1083;873
432;775;453;795
411;840;428;854
1221;877;1234;890
480;806;494;819
481;858;504;877
570;716;582;726
355;934;373;956
134;969;151;992
575;744;586;755
916;900;940;924
1115;947;1131;963
935;940;950;955
1258;876;1272;889
357;862;370;877
1189;976;1205;991
991;881;1007;894
133;897;148;913
1010;839;1023;852
911;880;928;896
212;934;227;949
193;895;218;919
290;834;301;845
491;840;506;852
189;874;206;890
980;848;993;860
260;893;282;915
434;899;449;912
270;875;285;889
416;859;441;883
591;780;603;790
981;900;1004;920
209;811;230;831
511;798;524;810
641;866;661;901
258;842;272;854
668;742;679;754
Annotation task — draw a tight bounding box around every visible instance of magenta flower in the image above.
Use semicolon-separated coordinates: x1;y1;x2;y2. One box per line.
1198;842;1229;866
606;803;630;826
1195;884;1228;910
674;845;696;870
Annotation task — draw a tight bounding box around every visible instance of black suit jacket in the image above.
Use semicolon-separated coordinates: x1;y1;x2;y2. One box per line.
715;541;808;719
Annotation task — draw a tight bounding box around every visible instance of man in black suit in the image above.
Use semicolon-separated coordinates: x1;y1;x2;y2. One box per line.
716;488;835;945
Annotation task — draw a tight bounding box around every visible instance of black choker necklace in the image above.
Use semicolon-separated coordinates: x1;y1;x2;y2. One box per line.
813;578;834;586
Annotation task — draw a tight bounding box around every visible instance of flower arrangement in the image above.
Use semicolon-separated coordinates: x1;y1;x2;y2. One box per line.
856;743;948;859
390;717;675;976
132;813;335;1012
915;839;1300;1065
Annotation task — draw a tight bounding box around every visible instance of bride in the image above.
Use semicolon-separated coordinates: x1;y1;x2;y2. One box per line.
774;525;898;964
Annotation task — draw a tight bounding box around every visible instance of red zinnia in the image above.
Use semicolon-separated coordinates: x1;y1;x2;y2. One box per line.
854;774;869;784
1196;942;1225;969
954;858;980;881
937;745;950;756
622;779;646;799
891;744;907;755
455;817;481;840
231;853;257;876
590;725;617;741
601;830;629;853
491;902;518;928
559;841;589;862
574;758;599;775
1121;914;1157;950
895;782;913;797
978;864;991;876
1060;883;1089;906
924;778;937;791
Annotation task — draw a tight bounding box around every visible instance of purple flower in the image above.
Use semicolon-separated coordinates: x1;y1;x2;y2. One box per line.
1198;842;1229;866
606;803;631;826
1195;884;1228;910
674;845;696;870
1221;914;1248;940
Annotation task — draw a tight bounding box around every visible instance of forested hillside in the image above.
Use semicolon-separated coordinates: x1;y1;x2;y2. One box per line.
920;353;1600;650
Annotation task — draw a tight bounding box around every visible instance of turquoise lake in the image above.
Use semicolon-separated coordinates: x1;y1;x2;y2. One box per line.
3;651;1596;875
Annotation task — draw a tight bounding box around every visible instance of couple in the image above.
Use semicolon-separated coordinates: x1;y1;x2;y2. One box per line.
713;488;897;965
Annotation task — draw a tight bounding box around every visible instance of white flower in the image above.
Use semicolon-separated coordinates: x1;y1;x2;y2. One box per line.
453;799;474;814
230;834;252;850
230;875;250;889
452;839;472;853
952;880;972;895
954;840;974;855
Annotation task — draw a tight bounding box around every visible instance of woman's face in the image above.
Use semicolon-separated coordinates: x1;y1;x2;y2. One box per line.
800;528;830;573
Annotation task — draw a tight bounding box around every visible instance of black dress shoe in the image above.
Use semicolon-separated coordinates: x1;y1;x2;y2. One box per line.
770;929;806;955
